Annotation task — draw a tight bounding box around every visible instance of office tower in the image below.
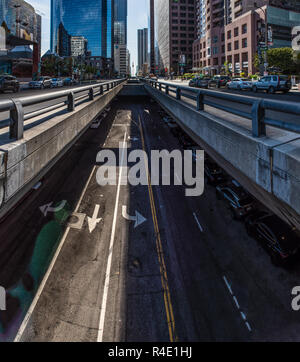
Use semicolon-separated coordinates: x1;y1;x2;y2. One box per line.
154;0;196;75
149;0;155;73
114;0;127;45
114;0;127;76
51;0;114;59
137;28;148;72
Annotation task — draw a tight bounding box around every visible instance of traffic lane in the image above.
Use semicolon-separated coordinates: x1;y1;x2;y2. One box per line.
138;104;252;341
0;101;118;341
0;82;105;123
149;101;300;341
19;107;130;342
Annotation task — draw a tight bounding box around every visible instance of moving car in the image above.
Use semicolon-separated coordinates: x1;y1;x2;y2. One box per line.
189;77;210;89
216;180;256;220
29;76;52;89
226;78;253;91
209;75;231;88
189;78;199;87
51;78;64;88
245;211;300;266
0;75;20;93
63;77;78;86
252;75;291;94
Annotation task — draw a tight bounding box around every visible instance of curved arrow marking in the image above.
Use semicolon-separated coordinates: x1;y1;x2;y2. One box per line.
122;205;147;228
40;200;67;217
87;204;102;233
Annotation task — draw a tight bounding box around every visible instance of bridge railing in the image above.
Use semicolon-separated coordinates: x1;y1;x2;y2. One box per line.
144;79;300;137
0;79;126;140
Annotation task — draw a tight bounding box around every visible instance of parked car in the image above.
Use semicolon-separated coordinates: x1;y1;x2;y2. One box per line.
63;77;78;86
189;77;199;87
252;75;291;94
209;75;231;88
0;75;20;93
245;211;300;266
29;76;52;89
226;78;253;91
51;78;64;88
216;180;256;220
196;77;210;89
204;161;228;186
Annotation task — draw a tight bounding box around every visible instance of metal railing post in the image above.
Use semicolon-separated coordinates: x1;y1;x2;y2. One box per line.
89;88;94;100
10;99;24;140
100;85;103;95
197;91;204;111
176;87;181;100
165;85;169;95
159;83;162;91
68;92;75;112
251;100;266;137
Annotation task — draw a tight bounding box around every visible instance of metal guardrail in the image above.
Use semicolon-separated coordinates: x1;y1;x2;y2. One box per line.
144;79;300;137
0;79;126;140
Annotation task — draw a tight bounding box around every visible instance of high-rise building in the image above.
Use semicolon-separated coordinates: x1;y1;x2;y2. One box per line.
114;0;127;76
71;36;88;57
148;0;155;74
193;0;300;76
154;0;196;75
137;28;148;72
114;0;127;45
51;0;114;59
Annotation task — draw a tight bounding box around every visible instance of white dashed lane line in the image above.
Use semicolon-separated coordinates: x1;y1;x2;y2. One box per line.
223;276;253;333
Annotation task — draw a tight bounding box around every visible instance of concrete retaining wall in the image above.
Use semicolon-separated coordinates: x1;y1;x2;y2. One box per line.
0;83;123;218
145;84;300;230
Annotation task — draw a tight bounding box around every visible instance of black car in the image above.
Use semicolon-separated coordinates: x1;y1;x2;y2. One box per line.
209;75;231;89
216;180;256;220
245;211;300;266
0;75;20;93
204;161;228;186
196;77;210;89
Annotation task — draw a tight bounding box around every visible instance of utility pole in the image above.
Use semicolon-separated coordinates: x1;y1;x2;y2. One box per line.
254;2;268;75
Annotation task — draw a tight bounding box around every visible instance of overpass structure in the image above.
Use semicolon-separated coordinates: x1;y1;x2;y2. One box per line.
0;79;125;219
144;80;300;230
0;78;299;231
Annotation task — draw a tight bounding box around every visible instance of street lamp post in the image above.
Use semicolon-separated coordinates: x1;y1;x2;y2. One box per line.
254;2;268;75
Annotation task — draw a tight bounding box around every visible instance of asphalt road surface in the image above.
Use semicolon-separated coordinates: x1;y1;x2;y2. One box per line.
1;97;300;342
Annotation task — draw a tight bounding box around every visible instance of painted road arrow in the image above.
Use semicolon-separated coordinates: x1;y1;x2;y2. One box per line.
40;200;67;217
122;205;147;228
87;204;102;233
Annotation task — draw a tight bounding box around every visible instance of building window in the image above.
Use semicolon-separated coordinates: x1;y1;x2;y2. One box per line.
242;24;247;34
234;27;239;37
242;38;248;48
234;40;239;50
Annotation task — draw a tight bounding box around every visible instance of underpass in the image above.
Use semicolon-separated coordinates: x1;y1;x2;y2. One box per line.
1;95;300;342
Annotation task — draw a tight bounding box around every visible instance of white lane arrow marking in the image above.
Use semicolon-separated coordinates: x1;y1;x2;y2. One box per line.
40;200;67;217
122;205;147;228
87;204;102;233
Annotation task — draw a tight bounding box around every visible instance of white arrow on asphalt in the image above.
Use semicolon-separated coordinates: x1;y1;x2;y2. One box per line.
87;204;102;233
122;205;147;228
40;200;67;217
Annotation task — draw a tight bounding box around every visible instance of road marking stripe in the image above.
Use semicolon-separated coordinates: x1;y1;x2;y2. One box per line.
97;131;127;342
222;275;252;334
14;165;97;342
138;114;177;343
193;213;204;233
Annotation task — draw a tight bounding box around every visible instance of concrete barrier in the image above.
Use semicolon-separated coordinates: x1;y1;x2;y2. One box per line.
145;83;300;230
0;82;123;218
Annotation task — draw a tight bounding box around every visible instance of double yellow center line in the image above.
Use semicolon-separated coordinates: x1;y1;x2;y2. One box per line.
138;113;178;342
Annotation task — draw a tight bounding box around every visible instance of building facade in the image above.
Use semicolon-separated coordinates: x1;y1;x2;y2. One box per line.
114;0;127;76
51;0;114;60
137;28;148;72
193;0;300;76
154;0;196;75
71;36;88;57
0;0;41;77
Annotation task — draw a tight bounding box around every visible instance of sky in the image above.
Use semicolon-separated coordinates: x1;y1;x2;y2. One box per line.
26;0;149;74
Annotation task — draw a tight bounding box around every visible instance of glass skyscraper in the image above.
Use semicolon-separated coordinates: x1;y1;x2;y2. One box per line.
50;0;114;58
114;0;127;45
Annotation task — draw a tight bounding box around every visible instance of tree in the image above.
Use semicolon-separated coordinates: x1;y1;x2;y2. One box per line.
266;47;295;74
